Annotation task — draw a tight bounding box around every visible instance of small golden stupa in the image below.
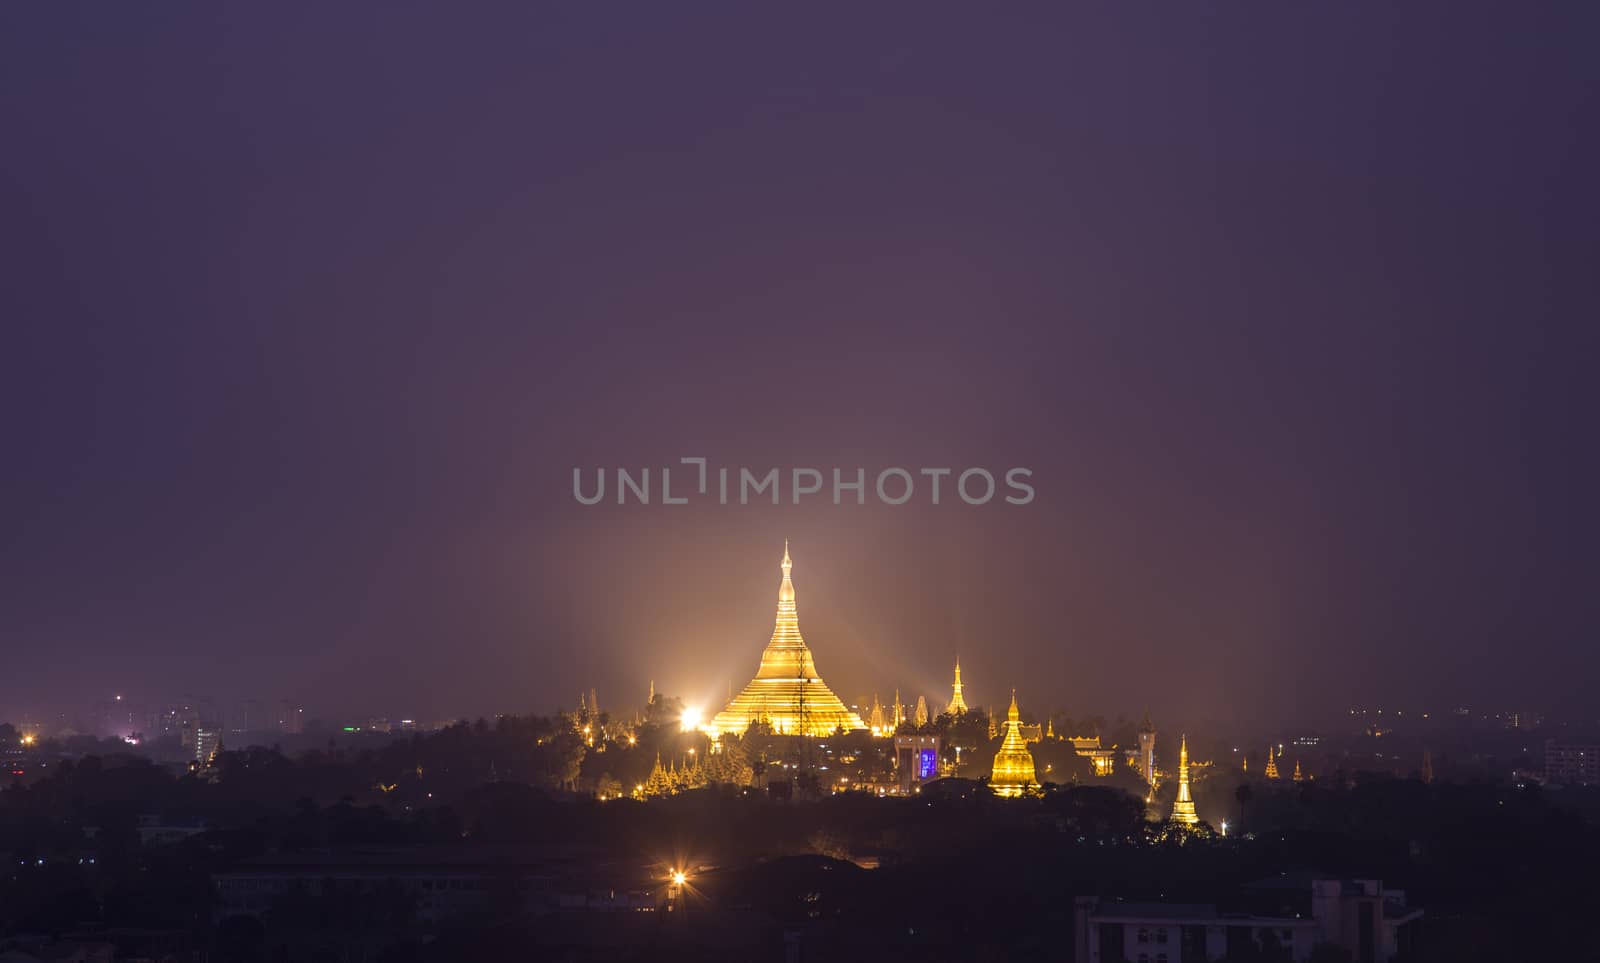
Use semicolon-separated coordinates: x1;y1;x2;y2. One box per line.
707;543;867;738
1169;734;1199;826
947;658;968;714
989;690;1040;797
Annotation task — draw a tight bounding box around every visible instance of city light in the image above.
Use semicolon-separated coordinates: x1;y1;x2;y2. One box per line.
679;706;702;732
671;870;687;886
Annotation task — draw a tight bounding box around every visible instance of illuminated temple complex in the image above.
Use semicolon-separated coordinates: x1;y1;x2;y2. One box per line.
707;544;867;738
989;691;1040;797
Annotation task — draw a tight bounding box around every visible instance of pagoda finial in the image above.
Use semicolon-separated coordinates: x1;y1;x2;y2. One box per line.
777;542;796;607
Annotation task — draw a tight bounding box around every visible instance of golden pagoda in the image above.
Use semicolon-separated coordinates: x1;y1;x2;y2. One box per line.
708;543;867;738
1292;759;1304;781
869;694;888;735
1169;734;1199;826
947;659;968;715
989;691;1040;797
1263;744;1280;779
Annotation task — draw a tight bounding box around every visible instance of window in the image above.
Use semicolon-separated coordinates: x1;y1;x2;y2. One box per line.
1156;928;1169;944
1137;928;1150;943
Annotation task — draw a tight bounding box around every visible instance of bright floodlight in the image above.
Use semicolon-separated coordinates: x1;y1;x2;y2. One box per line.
671;870;687;886
679;706;703;732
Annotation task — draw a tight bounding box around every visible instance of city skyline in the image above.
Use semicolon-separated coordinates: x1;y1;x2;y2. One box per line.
2;531;1585;731
3;6;1596;960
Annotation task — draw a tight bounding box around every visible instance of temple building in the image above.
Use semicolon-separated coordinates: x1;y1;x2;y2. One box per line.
989;691;1040;797
947;659;968;714
1066;733;1117;776
1264;744;1281;779
1169;734;1199;826
707;544;867;738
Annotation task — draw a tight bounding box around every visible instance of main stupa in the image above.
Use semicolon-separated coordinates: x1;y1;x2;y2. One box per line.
708;543;867;738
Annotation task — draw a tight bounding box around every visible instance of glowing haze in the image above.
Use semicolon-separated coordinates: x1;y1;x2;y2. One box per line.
1;5;1595;728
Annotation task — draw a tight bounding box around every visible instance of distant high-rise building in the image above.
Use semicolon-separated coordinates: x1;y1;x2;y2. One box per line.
1169;734;1199;826
231;699;264;733
988;691;1039;797
1544;740;1599;786
1421;749;1434;784
947;659;968;715
195;728;222;765
277;701;304;735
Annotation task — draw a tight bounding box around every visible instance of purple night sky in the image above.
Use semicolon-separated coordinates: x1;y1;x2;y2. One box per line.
2;4;1596;729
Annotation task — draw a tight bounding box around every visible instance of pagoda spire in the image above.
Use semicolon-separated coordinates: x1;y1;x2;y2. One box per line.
1170;734;1199;826
707;544;866;737
947;658;968;714
1263;744;1281;779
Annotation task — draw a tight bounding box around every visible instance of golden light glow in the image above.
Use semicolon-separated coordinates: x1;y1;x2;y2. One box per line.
20;733;36;746
707;544;868;738
989;691;1040;797
680;706;703;732
671;870;687;886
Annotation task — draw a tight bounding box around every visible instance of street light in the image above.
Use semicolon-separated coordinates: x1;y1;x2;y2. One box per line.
680;707;703;732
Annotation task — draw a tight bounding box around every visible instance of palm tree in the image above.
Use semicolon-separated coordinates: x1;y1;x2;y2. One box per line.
1235;783;1254;830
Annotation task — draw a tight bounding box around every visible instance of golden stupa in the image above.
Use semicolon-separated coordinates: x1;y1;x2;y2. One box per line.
707;543;867;738
989;691;1040;797
947;658;968;714
1169;734;1199;826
